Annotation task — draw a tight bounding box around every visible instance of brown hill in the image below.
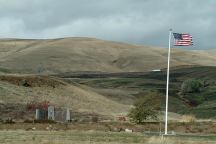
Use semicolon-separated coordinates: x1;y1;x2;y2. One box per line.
0;75;129;118
0;37;215;74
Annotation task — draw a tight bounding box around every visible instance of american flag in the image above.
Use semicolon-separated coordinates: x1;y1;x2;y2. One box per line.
173;33;193;46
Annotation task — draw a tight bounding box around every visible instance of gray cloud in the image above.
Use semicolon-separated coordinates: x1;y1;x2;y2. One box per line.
0;0;215;49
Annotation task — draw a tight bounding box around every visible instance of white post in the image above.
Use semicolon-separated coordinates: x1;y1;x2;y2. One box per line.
165;29;172;135
66;108;71;122
35;109;39;120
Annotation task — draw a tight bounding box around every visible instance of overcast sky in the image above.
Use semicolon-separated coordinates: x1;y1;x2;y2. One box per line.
0;0;215;49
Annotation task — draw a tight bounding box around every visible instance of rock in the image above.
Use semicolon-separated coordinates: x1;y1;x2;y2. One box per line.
125;128;133;133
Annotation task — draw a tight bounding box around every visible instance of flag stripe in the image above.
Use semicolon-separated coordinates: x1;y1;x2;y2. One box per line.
175;41;193;42
175;44;193;46
176;42;193;44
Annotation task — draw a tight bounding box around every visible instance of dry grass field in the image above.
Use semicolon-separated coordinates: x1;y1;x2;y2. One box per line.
0;130;216;144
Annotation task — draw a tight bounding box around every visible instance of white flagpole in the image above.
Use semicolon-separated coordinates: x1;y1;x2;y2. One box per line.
165;29;172;135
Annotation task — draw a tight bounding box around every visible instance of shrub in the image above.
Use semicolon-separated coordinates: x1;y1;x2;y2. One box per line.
181;79;203;94
24;119;34;123
128;91;162;123
20;79;31;87
91;116;99;123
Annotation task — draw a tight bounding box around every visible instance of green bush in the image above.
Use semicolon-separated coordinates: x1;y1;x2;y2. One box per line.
181;79;203;94
128;91;162;123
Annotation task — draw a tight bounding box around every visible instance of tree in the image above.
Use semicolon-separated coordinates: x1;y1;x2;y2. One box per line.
181;79;203;94
128;91;162;123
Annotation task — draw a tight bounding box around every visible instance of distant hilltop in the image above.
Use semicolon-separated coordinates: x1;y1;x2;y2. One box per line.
0;37;215;74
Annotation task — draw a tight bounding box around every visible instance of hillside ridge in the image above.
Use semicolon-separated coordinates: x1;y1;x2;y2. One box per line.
0;37;215;74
